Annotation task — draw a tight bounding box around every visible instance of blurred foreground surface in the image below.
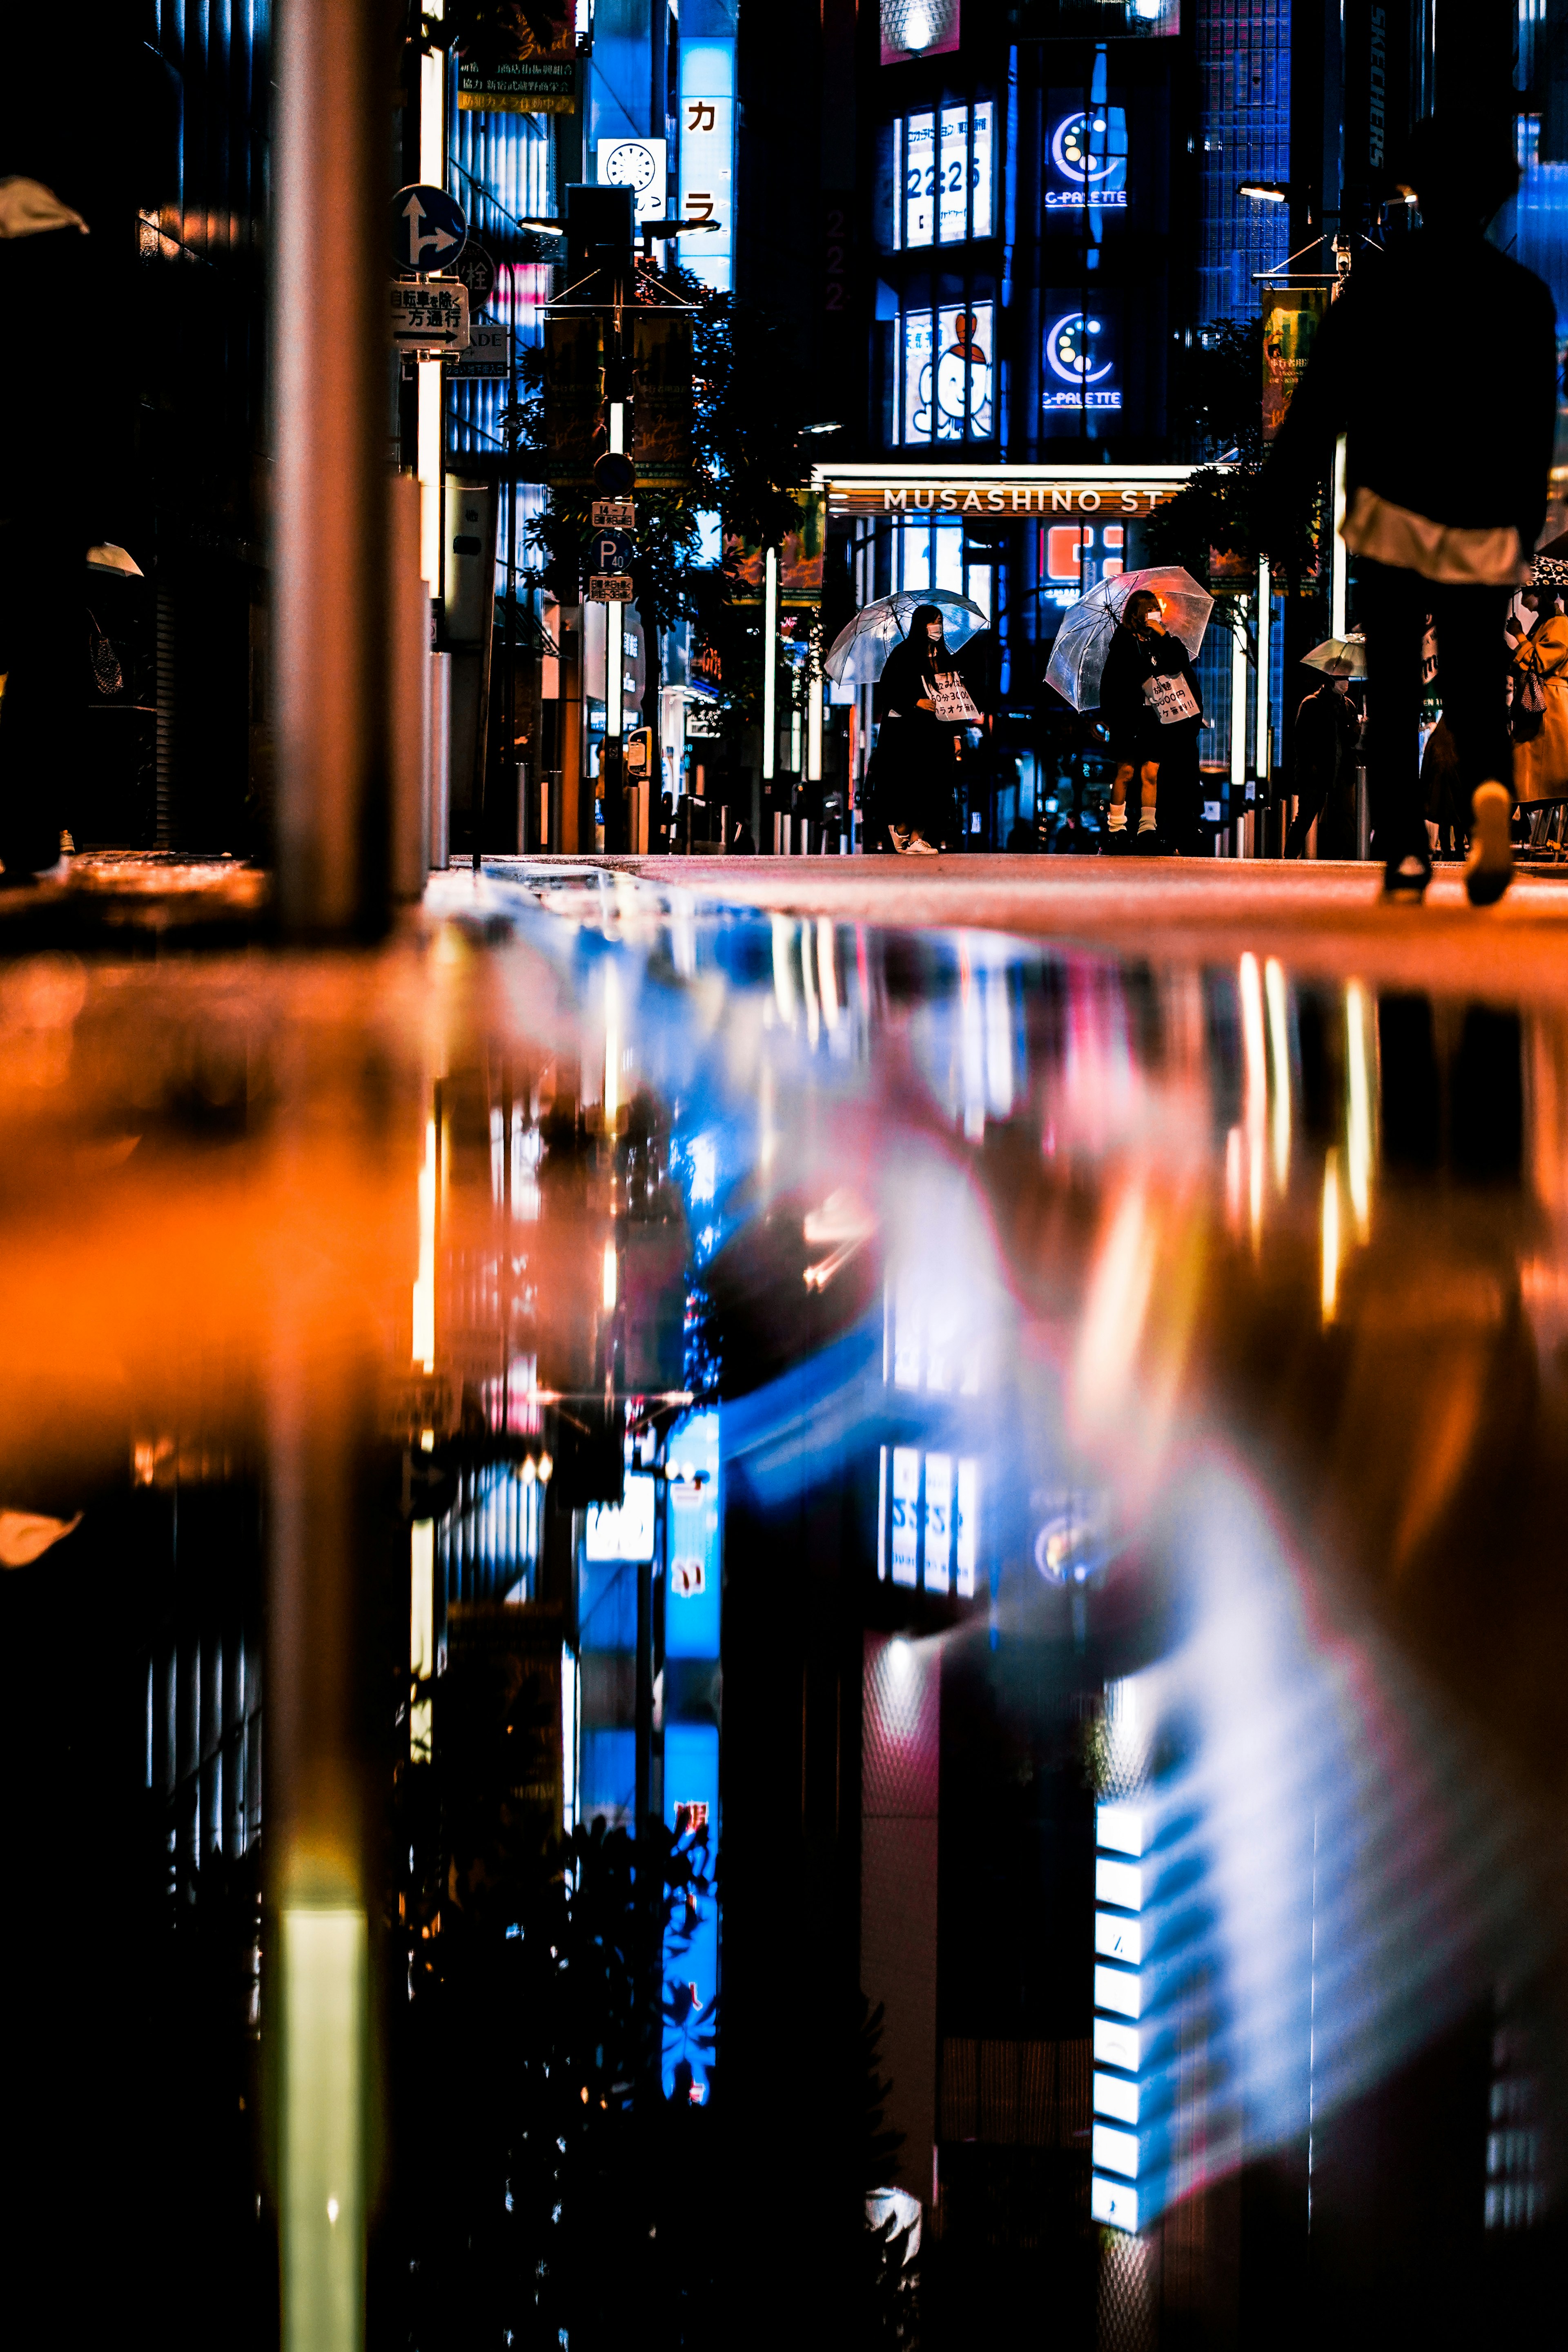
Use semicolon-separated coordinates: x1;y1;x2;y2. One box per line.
3;856;1567;2350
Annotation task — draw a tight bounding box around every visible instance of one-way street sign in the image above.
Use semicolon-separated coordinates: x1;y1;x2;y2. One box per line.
391;278;470;350
391;183;468;272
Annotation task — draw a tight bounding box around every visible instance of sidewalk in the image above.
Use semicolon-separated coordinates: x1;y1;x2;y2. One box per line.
484;853;1568;1004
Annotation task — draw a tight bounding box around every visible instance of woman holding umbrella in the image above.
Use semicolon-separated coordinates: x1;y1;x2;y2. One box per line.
1096;589;1205;852
874;603;966;853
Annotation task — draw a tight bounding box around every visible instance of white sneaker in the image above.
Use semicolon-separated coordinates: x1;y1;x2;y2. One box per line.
906;832;939;855
888;824;911;853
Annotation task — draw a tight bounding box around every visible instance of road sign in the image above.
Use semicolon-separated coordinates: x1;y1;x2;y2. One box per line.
593;449;635;498
391;183;467;272
391;278;470;350
587;528;634;575
453;242;496;314
445;318;510;379
589;575;634;604
592;499;635;529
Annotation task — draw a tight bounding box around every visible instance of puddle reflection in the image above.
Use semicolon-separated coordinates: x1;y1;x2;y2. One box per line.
2;875;1564;2345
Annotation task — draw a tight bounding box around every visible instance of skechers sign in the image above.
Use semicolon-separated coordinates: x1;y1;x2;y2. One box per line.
1045;106;1129;210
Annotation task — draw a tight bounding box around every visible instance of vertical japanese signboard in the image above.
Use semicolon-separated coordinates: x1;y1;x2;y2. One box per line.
544;314;601;485
1262;288;1326;442
631;314;693;489
677;37;735;291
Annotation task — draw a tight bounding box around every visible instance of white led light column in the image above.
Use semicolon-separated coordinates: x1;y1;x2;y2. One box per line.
1091;1799;1147;2232
762;548;778;785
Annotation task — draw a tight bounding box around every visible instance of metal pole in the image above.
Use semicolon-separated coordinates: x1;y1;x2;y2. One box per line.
1255;557;1272;784
271;0;392;935
1330;434;1348;640
762;547;778;791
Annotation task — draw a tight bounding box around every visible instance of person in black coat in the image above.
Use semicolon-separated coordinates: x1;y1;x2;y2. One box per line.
1096;589;1205;852
1286;665;1362;856
1261;111;1558;902
873;604;963;852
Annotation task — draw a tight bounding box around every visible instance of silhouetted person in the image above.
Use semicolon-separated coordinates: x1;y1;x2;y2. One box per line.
1287;665;1361;856
1262;112;1557;903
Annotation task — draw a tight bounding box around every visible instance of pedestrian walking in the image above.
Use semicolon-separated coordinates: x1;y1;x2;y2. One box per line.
1096;589;1204;852
873;603;965;854
1261;111;1558;903
1286;663;1361;856
1510;610;1568;807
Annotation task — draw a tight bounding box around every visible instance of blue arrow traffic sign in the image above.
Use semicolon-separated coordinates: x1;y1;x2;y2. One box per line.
391;183;468;272
587;528;635;574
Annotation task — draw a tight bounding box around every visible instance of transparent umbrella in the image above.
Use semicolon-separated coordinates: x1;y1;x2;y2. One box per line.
823;590;987;687
1044;566;1214;712
1302;635;1368;677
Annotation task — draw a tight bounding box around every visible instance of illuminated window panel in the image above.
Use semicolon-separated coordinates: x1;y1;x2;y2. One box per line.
1094;2070;1140;2125
1096;1801;1146;1856
924;1452;952;1592
956;1459;977;1597
891;1446;920;1586
905;111;936;247
1094;1962;1141;2018
1094;1910;1144;1965
971;101;995;238
1092;2121;1140;2179
1096;1856;1143;1910
1094;2016;1140;2071
1091;2175;1139;2232
939;104;968;243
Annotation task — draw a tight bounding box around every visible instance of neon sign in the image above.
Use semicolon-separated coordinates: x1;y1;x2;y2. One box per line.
1042;311;1121;411
1045;107;1129;209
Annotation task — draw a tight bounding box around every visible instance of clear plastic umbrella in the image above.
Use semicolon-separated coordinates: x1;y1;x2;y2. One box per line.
823;590;986;686
1044;566;1214;712
1302;634;1368;677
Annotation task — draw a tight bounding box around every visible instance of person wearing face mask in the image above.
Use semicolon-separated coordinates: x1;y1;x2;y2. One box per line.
873;604;962;854
1095;589;1204;853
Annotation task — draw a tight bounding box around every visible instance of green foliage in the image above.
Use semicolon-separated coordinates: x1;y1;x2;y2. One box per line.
520;266;814;734
1172;318;1265;463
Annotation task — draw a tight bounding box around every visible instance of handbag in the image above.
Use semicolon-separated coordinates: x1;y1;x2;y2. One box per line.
87;609;122;696
1142;669;1200;725
930;670;980;724
1512;646;1567;743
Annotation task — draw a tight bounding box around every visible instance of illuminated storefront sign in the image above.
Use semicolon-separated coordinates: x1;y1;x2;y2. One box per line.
1045;104;1129;209
899;301;994;442
597;136;667;222
813;462;1201;519
1091;1799;1149;2232
893;99;995;247
1043;309;1121;412
677;38;735;291
881;0;960;67
879;1443;978;1596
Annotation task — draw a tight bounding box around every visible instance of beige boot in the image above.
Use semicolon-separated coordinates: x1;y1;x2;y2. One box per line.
1464;781;1513;907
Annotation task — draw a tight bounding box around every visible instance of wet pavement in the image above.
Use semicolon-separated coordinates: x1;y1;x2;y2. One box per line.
3;855;1567;2348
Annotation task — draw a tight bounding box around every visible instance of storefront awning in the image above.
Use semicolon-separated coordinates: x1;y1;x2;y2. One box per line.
810;461;1211;521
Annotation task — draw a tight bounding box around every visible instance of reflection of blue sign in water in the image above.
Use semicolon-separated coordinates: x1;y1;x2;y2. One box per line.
1043;311;1122;411
1045;106;1129;209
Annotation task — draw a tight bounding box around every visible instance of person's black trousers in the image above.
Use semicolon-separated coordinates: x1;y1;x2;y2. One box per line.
1355;558;1513;867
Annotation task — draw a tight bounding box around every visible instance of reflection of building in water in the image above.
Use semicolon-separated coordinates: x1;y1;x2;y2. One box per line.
136;1421;265;1875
